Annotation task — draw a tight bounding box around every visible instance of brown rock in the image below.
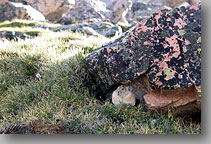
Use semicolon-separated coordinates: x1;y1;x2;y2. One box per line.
143;85;201;115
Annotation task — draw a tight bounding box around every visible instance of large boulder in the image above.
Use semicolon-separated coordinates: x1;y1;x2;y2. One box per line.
8;0;75;22
57;0;112;25
0;1;45;22
8;0;75;16
84;4;201;114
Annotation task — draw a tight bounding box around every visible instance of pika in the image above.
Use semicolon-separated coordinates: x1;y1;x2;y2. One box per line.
112;85;136;106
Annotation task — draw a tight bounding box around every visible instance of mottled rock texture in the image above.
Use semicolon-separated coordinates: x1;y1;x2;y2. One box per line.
0;1;45;22
84;4;201;98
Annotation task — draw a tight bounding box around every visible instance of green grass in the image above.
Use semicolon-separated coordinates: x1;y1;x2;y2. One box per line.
0;21;201;134
0;20;60;28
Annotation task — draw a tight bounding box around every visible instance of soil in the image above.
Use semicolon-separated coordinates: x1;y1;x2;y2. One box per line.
0;121;85;134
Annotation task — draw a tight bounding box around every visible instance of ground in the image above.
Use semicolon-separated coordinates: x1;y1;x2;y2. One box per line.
0;20;201;134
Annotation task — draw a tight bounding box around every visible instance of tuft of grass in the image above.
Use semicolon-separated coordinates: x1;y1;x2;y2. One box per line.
0;20;60;28
0;21;37;28
0;21;201;134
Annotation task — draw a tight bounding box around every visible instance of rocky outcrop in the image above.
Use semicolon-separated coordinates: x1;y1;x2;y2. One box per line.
0;1;45;22
54;22;122;38
84;4;201;114
57;0;111;25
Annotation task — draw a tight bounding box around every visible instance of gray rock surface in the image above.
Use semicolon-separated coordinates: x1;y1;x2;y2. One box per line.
0;1;45;22
0;31;32;40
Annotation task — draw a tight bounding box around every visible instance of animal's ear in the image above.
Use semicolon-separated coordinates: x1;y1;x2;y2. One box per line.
120;85;125;91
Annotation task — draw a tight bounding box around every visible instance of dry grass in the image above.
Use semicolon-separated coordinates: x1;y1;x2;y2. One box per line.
0;20;201;134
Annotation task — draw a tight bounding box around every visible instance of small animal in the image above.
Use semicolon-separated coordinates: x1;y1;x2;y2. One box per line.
112;85;136;106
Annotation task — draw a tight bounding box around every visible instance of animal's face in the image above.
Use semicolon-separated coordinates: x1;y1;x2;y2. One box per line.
116;85;132;97
112;85;135;106
116;85;126;97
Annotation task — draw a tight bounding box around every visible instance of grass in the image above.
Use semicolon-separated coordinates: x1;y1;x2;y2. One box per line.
0;21;201;134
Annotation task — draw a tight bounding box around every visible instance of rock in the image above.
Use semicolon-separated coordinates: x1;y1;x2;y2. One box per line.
126;0;165;25
143;85;201;115
0;31;32;40
57;0;112;25
84;4;201;115
0;1;45;22
45;0;75;22
54;21;122;38
8;0;75;16
107;0;133;24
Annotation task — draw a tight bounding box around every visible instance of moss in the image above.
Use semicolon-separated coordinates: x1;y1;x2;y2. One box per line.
25;31;39;36
118;24;130;32
197;37;201;43
197;48;201;53
164;69;175;79
178;29;185;36
174;83;179;88
96;25;111;30
120;80;131;85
